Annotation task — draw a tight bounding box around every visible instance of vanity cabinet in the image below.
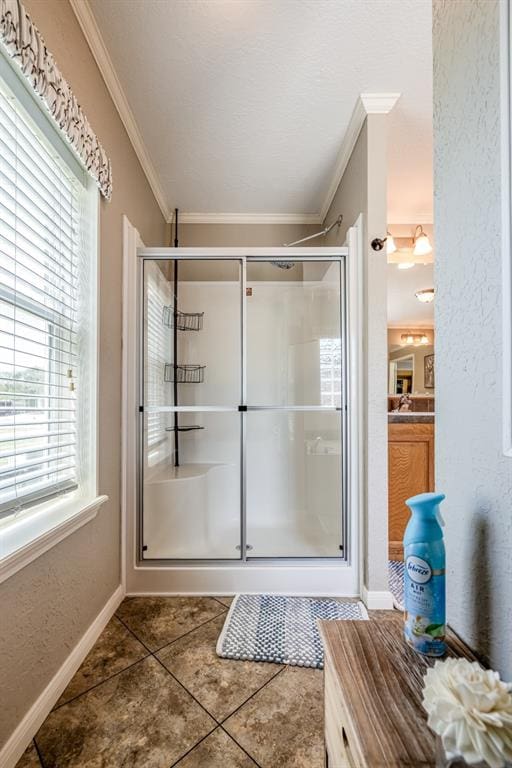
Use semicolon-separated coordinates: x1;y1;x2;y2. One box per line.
388;421;435;560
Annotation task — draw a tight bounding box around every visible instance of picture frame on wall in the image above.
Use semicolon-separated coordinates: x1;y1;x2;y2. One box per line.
424;353;435;389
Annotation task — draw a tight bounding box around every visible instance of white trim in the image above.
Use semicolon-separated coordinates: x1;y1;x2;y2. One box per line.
0;585;124;768
500;0;512;457
0;495;108;584
69;0;169;220
127;589;361;598
319;93;400;222
359;92;402;114
361;584;394;610
347;216;365;603
138;246;348;257
175;212;323;225
121;216;144;593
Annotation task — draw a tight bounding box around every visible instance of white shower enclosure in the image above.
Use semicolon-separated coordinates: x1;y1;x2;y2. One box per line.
138;250;349;565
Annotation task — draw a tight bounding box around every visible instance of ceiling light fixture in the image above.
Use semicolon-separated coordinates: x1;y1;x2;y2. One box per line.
397;261;415;270
415;288;435;303
413;225;433;257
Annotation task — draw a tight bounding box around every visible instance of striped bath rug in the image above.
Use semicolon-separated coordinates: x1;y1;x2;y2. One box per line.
389;560;405;610
216;594;368;669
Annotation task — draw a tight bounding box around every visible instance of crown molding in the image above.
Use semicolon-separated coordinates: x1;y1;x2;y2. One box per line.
319;92;401;222
70;0;170;221
63;16;402;232
176;212;323;225
360;92;401;114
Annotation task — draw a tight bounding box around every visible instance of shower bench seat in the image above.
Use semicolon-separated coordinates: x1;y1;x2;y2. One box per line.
319;619;475;768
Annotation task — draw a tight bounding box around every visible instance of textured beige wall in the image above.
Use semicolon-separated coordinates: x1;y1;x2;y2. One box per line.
178;222;319;247
0;0;167;748
322;116;390;593
322;122;368;247
434;0;512;677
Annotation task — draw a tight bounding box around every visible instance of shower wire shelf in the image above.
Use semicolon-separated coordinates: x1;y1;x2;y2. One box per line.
165;425;204;432
164;363;205;384
162;306;204;331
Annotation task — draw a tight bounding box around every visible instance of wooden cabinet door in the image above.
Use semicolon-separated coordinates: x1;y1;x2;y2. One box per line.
388;423;434;560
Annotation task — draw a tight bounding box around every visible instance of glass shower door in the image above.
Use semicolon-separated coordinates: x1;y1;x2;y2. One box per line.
141;258;242;560
245;259;345;558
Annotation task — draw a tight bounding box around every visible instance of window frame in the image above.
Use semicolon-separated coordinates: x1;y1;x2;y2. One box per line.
0;51;107;583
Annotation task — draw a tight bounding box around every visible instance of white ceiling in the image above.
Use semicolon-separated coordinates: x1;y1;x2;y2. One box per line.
387;262;434;327
86;0;432;221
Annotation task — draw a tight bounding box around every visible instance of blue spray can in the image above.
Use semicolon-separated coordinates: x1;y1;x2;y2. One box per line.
403;492;446;657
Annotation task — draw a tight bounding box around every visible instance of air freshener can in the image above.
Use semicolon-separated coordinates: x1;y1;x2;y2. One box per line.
403;492;446;657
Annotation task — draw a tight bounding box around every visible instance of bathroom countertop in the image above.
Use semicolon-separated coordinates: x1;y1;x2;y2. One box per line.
388;412;435;423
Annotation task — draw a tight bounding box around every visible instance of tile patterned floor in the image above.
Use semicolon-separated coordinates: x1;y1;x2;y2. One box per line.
15;596;397;768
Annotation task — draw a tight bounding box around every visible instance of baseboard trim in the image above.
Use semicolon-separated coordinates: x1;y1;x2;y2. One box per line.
0;585;124;768
361;584;394;610
126;590;361;598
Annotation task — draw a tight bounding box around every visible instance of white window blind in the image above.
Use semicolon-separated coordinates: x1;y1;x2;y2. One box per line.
0;70;87;519
144;261;172;467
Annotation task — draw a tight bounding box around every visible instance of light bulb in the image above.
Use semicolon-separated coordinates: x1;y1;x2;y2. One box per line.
386;234;397;255
420;335;429;345
413;226;432;257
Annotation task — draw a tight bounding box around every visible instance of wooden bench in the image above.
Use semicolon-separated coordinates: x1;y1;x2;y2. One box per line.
319;619;475;768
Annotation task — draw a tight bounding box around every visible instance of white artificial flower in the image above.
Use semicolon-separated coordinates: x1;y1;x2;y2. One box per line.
422;658;512;768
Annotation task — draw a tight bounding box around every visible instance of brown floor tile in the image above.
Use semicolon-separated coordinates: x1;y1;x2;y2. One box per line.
15;742;41;768
224;665;324;768
215;596;234;607
35;656;215;768
56;617;148;707
116;596;226;651
157;614;282;720
174;727;258;767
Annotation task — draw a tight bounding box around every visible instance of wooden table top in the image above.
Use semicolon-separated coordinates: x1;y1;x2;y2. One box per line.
319;620;475;768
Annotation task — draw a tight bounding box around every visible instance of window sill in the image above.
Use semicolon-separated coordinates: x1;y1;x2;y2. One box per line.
0;493;108;584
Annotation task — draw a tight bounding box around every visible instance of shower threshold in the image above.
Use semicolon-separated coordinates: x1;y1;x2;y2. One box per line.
143;522;343;561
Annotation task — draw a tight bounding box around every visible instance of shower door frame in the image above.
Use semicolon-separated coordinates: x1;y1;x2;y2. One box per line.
137;248;349;566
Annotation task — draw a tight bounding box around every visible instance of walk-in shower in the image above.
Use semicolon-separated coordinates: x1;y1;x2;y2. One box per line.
138;253;348;564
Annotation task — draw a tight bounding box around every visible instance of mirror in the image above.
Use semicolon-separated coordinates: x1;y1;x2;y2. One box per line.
388;333;435;395
389;354;414;395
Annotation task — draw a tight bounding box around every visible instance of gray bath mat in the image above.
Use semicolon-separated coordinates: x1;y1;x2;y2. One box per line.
216;594;368;669
389;560;405;610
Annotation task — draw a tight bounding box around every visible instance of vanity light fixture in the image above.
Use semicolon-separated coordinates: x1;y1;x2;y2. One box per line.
400;333;431;346
413;225;433;257
386;232;397;255
415;288;435;303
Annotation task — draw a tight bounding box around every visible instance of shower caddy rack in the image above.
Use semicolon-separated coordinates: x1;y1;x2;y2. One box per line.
163;209;205;457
